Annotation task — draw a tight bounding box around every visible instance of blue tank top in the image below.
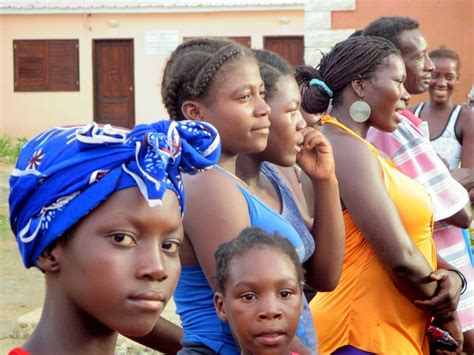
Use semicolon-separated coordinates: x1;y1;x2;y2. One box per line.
175;170;317;354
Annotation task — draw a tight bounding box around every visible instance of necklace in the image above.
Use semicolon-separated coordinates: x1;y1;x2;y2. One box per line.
214;164;257;194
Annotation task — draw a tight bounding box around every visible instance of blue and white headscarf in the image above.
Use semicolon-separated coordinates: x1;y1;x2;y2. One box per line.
9;120;220;268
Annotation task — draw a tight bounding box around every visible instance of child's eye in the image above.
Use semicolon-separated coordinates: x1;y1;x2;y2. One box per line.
241;292;256;302
279;289;294;299
239;94;251;101
161;240;181;254
108;233;136;246
259;90;266;98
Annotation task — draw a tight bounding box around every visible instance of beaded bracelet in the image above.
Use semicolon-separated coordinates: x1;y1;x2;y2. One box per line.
448;268;467;295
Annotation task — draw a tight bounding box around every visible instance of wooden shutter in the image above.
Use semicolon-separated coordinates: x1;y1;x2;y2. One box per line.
14;40;48;91
14;39;79;92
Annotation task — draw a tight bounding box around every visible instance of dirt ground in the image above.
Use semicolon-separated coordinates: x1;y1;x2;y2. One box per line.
0;163;179;354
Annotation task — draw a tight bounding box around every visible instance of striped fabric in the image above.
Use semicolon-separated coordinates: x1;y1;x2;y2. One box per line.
367;110;469;222
367;110;473;332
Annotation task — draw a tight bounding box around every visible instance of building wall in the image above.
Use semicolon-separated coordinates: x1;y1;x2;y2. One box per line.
1;10;304;137
331;0;474;105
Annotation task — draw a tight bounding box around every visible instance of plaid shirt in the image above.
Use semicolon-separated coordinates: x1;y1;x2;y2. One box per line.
366;110;469;222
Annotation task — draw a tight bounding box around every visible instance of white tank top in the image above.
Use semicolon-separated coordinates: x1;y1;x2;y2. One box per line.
414;103;463;169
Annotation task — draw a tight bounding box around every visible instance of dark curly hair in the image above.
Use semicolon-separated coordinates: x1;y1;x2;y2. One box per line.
295;36;399;115
215;227;304;292
362;16;419;50
429;47;461;72
161;38;255;121
252;49;293;101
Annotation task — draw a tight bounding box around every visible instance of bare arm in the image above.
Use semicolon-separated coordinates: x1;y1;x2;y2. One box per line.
329;130;438;300
458;108;474;170
183;171;251;289
295;128;345;291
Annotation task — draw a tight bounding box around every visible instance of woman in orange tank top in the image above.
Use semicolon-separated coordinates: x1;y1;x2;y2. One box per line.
296;36;464;354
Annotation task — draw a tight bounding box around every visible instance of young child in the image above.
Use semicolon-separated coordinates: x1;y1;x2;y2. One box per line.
8;120;220;355
214;227;304;355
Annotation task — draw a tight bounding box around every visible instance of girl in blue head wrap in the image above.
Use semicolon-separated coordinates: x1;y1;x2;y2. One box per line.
8;120;220;355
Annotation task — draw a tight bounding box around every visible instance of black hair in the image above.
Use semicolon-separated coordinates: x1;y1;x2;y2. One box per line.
215;227;304;292
429;47;461;72
349;29;363;38
161;38;254;121
295;36;399;114
252;49;293;101
362;16;419;49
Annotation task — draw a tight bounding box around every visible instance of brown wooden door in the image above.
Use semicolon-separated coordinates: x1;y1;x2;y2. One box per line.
264;36;304;66
93;39;135;129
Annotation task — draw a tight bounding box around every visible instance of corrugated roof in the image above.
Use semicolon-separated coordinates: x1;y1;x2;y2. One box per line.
1;0;305;10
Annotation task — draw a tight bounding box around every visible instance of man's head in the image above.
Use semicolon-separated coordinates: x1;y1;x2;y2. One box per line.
363;16;435;95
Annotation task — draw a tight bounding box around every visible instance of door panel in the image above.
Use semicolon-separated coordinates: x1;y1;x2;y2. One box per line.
93;40;135;129
264;36;304;66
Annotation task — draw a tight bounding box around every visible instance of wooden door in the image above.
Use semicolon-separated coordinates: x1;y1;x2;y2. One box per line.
93;39;135;129
264;36;304;66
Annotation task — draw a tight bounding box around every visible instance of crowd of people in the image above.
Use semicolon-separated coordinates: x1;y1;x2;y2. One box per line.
7;15;474;355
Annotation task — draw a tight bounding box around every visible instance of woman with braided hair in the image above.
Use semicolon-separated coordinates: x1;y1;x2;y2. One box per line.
151;38;318;354
297;36;463;354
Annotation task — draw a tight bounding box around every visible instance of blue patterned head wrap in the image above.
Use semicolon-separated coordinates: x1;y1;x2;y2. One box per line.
9;120;220;268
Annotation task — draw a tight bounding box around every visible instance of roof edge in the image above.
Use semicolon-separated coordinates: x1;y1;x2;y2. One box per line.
0;5;304;15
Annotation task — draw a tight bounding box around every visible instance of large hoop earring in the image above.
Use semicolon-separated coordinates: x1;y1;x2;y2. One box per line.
349;99;371;123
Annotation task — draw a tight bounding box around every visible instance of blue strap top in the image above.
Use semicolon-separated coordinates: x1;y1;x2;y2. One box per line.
174;168;317;353
261;162;315;262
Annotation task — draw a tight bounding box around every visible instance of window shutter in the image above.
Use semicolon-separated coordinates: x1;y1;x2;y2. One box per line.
48;40;79;91
14;40;48;91
14;39;79;92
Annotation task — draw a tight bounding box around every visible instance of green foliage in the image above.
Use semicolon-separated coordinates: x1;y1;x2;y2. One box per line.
0;135;27;164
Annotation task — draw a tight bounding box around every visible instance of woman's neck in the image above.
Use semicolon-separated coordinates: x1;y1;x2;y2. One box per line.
329;107;370;138
235;153;263;191
24;290;117;355
217;150;239;175
427;98;454;111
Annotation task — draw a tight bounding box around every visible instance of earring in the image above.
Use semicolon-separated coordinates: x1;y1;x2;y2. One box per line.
349;98;371;123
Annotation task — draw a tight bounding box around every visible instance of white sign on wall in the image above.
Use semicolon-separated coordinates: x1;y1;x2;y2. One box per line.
145;30;180;56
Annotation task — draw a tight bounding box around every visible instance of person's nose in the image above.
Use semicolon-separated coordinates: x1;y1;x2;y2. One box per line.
424;54;435;73
257;295;283;320
295;111;307;131
255;94;271;118
401;85;411;106
136;243;168;282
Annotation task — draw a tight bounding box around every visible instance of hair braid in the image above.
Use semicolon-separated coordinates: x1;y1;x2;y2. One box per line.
161;38;254;121
296;36;399;114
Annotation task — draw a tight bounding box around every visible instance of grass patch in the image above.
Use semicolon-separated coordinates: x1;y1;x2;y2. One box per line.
0;216;12;240
0;136;27;164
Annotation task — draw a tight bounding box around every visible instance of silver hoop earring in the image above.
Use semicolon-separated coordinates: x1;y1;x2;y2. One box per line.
349;99;371;123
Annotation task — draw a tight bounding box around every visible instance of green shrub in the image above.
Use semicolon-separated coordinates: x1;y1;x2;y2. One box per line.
0;136;27;164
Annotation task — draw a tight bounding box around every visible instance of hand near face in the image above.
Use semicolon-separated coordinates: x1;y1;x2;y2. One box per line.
296;127;336;182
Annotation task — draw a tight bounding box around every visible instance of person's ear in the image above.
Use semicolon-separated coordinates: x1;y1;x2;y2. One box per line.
351;78;365;98
36;243;62;273
213;292;228;322
181;101;206;121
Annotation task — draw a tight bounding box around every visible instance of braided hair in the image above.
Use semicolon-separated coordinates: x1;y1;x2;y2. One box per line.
215;227;304;293
252;49;293;101
295;36;399;115
161;38;254;121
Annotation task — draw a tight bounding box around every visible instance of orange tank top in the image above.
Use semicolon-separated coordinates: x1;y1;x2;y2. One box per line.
310;116;436;354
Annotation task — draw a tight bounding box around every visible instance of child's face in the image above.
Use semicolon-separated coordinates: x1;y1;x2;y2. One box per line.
215;247;302;355
54;187;183;337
